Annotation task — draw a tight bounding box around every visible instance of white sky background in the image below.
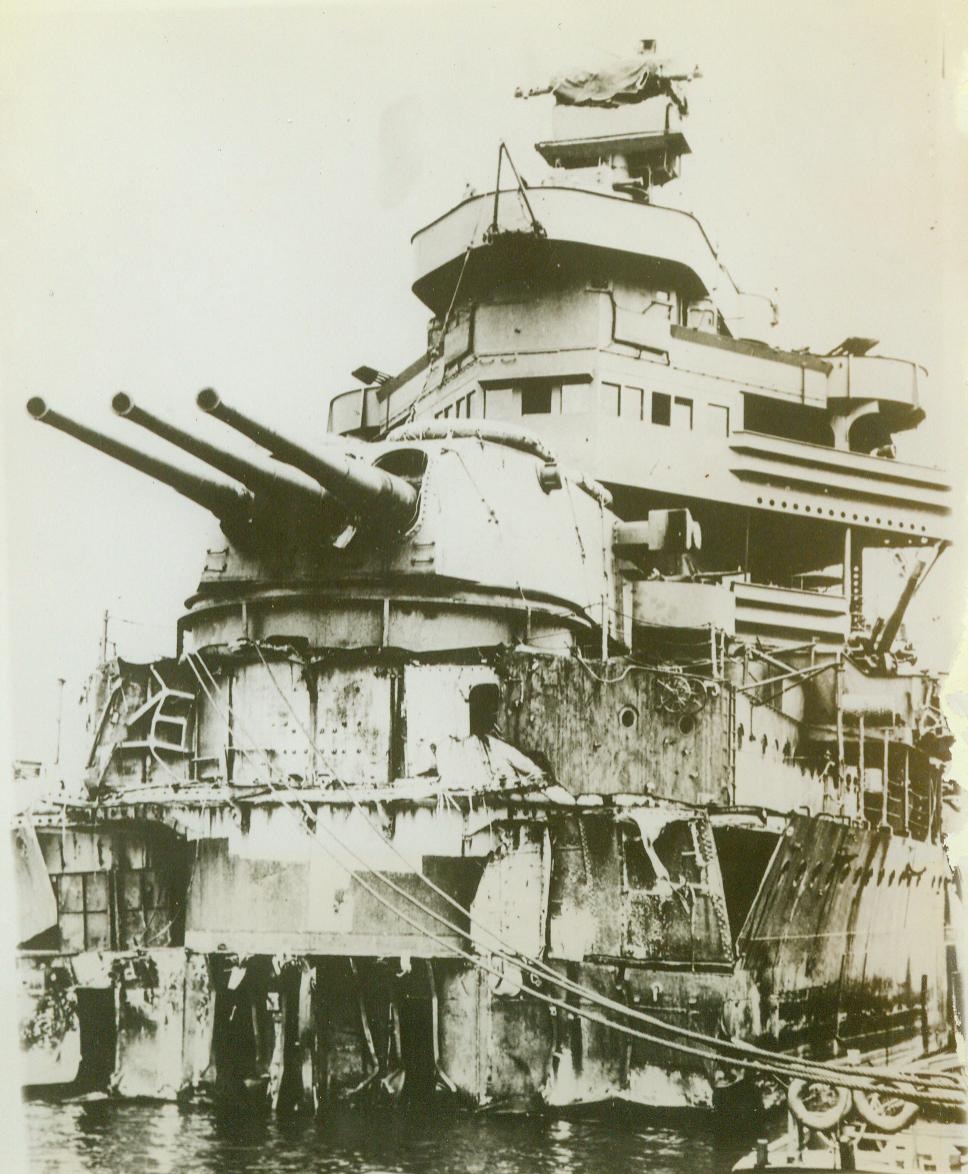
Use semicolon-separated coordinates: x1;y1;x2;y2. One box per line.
1;0;967;767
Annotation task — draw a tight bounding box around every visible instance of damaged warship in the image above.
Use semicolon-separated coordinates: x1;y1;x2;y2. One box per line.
13;42;962;1116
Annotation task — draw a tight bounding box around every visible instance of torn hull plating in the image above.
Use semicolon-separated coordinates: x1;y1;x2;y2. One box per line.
16;787;951;1112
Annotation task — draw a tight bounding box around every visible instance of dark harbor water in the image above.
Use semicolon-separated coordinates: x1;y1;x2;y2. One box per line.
23;1096;767;1173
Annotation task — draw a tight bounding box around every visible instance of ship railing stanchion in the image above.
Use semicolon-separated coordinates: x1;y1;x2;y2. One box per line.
883;730;891;827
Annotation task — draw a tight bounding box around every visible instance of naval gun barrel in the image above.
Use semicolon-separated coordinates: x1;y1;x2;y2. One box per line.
111;393;336;521
26;397;251;525
872;547;944;656
196;389;419;528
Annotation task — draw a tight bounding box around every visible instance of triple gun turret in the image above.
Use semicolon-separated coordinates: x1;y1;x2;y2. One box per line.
26;392;419;543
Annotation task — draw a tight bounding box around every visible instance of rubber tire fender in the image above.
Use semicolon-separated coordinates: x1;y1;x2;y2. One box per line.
786;1079;852;1131
852;1089;920;1133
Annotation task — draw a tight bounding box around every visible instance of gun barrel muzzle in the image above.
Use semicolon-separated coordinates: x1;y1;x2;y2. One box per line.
196;388;418;527
26;397;252;526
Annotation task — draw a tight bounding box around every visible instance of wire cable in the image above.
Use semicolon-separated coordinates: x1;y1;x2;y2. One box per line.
206;642;958;1095
181;644;961;1101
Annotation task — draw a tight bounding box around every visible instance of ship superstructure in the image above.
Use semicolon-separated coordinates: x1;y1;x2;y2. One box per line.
13;42;960;1114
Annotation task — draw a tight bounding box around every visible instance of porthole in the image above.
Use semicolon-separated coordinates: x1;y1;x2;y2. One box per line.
679;714;696;735
619;705;638;730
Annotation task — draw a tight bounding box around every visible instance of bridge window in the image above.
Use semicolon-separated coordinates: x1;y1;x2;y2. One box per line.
672;396;693;430
743;393;833;446
478;380;593;419
521;384;553;415
449;392;479;419
703;403;730;436
621;386;644;421
561;384;587;414
650;391;694;429
601;382;621;416
482;386;513;417
651;391;671;426
436;391;484;420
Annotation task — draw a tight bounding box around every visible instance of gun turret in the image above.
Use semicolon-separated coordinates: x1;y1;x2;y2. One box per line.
196;389;419;528
111;393;338;525
26;397;252;528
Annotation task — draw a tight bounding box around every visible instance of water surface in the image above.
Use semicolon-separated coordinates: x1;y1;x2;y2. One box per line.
24;1096;766;1173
